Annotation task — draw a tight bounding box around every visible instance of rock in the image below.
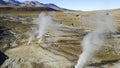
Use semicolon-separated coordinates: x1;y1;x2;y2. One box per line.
0;51;8;66
0;26;15;52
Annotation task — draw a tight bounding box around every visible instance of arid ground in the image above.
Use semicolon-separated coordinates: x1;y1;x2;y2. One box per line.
0;7;120;68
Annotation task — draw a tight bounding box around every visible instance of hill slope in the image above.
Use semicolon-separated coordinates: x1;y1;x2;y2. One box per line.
0;0;80;11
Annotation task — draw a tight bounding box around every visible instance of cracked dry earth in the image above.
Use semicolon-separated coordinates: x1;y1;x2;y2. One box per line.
0;22;120;68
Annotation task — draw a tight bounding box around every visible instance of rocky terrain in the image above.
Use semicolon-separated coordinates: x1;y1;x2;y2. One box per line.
0;14;34;24
0;9;120;68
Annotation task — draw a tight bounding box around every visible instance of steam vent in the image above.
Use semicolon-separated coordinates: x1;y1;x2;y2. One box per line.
0;2;120;68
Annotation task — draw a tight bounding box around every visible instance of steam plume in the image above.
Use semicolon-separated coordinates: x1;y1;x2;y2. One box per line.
75;12;116;68
28;12;58;45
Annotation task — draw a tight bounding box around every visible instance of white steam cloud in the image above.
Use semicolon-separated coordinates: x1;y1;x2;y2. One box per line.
75;12;116;68
114;61;120;68
28;12;58;45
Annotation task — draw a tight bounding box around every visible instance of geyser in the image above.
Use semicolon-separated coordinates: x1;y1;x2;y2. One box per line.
75;12;116;68
28;12;58;45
